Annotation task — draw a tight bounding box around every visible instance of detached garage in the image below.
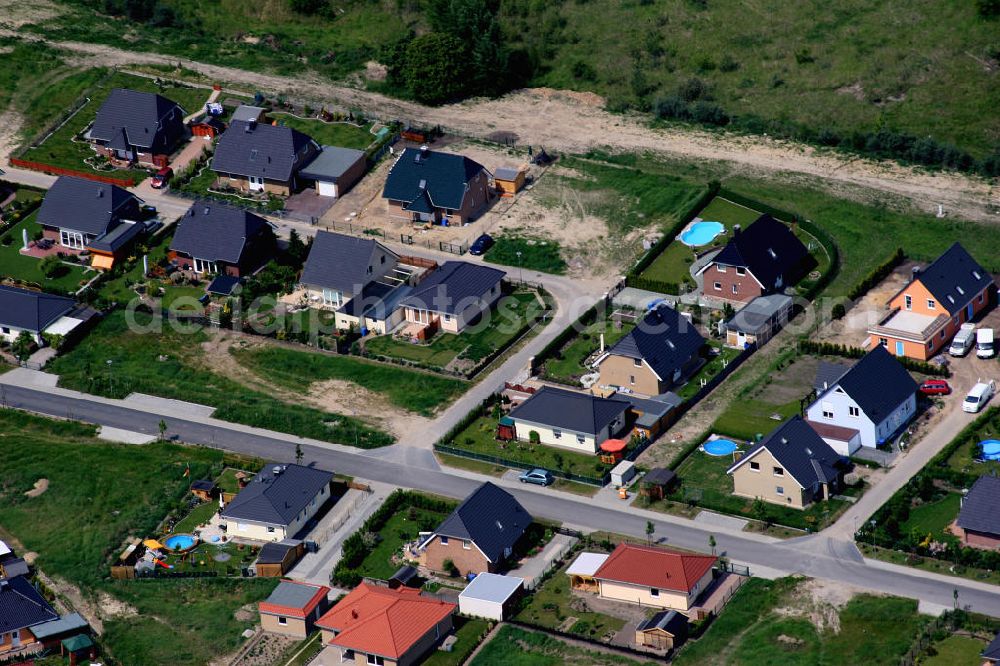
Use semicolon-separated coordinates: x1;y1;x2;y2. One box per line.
298;145;367;198
458;573;523;621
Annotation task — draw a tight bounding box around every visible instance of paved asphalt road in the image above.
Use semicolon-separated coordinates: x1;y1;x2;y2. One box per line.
3;382;1000;615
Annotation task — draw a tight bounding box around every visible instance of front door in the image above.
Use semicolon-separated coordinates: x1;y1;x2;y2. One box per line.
968;302;974;320
248;176;264;192
895;341;905;356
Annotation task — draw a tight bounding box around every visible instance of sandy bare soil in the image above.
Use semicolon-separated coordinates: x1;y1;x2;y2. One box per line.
24;478;49;497
1;27;995;224
773;578;863;634
813;263;914;346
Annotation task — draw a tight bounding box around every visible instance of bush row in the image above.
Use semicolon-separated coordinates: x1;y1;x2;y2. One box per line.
798;340;949;377
848;248;905;301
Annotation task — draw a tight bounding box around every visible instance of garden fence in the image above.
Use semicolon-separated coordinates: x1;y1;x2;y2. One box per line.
434;444;609;486
505;621;670;662
9;157;138;187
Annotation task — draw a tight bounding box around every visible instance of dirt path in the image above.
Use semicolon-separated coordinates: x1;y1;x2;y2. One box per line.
2;29;996;224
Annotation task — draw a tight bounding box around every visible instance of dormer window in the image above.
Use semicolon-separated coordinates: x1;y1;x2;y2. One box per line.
717;265;726;273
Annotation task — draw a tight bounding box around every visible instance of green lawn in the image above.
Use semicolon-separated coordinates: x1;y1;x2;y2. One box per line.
216;467;251;494
47;310;394;447
471;625;656;666
543;316;635;386
0;409;277;665
350;503;451;581
363;291;545;371
900;492;961;542
172;498;219;534
675;577;928;666
0;213;92;293
270;114;374;150
97;230;175;304
921;635;987;666
231;345;466;415
484;235;568;275
442;413;611;483
675;342;744;400
515;561;625;639
713;397;801;441
158;541;259;576
423;617;491;666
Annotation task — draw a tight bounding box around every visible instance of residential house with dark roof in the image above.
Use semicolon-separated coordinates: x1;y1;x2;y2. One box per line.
954;475;1000;551
211;120;321;196
727;416;845;509
595;304;706;396
383;147;491;225
298;231;408;333
258;580;331;638
87;88;188;167
696;214;810;303
868;242;995;360
805;346;917;455
0;285;80;345
297;146;367;198
418;482;531;576
219;463;333;541
398;261;506;334
169;202;277;277
0;576;59;656
36;176;145;268
316;583;455;666
591;543;716;612
507;386;630;453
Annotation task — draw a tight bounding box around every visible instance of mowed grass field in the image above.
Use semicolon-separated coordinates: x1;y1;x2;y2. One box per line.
0;409;277;665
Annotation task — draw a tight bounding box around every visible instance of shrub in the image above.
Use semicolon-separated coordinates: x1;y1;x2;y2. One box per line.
831;303;846;320
847;248;905;300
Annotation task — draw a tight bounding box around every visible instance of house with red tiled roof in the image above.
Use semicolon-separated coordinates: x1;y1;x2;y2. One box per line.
316;583;455;666
591;543;717;612
258;580;331;638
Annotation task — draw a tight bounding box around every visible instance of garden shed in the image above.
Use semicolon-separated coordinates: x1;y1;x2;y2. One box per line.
458;573;523;621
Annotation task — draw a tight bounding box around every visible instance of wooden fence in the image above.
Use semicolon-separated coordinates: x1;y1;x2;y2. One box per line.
9;157;138;187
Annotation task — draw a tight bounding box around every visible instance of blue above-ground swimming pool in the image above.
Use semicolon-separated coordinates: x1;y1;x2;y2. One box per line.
981;439;1000;461
164;534;197;551
703;438;739;457
680;221;725;246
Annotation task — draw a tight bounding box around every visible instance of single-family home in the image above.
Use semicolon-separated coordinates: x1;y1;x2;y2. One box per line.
590;543;716;613
88;88;188;167
316;583;455;666
594;304;706;396
0;576;59;656
953;475;1000;551
219;463;333;542
635;610;689;652
169;202;277;277
804;345;917;455
397;261;506;335
211;120;321;196
696;214;809;303
984;631;1000;664
723;293;793;348
868;242;994;360
258;579;331;638
0;285;82;345
727;416;845;510
507;386;630;453
297;146;367;198
383;147;491;225
36;175;146;268
458;573;524;621
299;230;399;308
417;482;531;577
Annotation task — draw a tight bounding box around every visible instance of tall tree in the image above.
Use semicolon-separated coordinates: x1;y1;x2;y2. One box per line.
404;33;469;104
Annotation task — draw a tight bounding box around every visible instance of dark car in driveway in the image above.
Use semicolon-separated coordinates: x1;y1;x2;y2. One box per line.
469;233;494;256
519;468;554;486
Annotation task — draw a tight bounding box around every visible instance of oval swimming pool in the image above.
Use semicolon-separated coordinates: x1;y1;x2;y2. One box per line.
680;221;725;246
703;438;739;457
164;534;198;551
981;439;1000;460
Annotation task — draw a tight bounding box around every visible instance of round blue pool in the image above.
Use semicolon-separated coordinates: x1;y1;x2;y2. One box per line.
164;534;198;551
680;221;724;246
703;439;739;456
981;439;1000;460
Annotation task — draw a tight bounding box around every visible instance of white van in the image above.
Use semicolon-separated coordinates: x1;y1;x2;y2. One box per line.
977;328;995;359
950;323;976;357
964;380;996;413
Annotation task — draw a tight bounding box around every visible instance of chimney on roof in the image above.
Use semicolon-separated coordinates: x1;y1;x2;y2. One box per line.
203;206;211;215
780;437;788;445
351;610;359;619
246;119;256;132
912;266;921;281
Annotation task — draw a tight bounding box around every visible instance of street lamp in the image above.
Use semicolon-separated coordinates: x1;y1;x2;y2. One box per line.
106;359;113;394
516;250;523;284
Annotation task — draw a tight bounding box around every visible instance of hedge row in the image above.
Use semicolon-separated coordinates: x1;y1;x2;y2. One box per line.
626;275;679;295
798;340;949;377
848;248;905;301
627;180;720;278
532;300;603;367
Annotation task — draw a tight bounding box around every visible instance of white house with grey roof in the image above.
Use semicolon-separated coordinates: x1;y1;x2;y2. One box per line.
0;285;83;345
220;463;333;542
507;386;629;453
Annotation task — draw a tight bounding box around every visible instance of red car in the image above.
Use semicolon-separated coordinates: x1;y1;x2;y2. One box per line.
150;167;173;189
919;379;951;396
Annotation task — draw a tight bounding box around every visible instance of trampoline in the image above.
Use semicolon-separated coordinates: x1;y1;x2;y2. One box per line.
703;438;739;457
981;439;1000;461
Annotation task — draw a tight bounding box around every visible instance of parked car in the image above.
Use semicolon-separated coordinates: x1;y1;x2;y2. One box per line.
949;323;976;357
150;167;173;189
919;379;951;396
468;233;494;256
963;380;996;413
977;328;995;359
519;468;554;486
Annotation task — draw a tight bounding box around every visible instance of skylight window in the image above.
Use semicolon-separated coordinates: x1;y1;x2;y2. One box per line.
250;149;259;160
956;286;965;295
973;270;982;280
767;248;777;259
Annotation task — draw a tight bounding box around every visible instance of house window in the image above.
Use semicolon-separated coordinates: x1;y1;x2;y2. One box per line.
980;293;985;303
267;526;275;533
553;429;562;439
773;466;784;476
904;295;912;310
927;299;936;310
367;266;373;274
849;406;860;417
440;536;448;545
822;402;833;419
714;282;722;291
1;327;8;334
367;656;385;666
633;358;642;367
463;540;471;550
444;314;452;322
380;255;386;265
322;288;342;306
277;616;287;626
577;435;586;444
717;265;727;273
776;486;784;495
732;285;739;294
193;258;218;274
629;375;635;385
879;338;888;348
650;588;659;597
749;461;760;471
736;267;746;276
60;230;85;249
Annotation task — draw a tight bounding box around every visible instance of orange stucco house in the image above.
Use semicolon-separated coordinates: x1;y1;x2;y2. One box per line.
868;243;994;360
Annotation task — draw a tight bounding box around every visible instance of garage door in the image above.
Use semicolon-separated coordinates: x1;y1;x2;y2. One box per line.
316;180;338;198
